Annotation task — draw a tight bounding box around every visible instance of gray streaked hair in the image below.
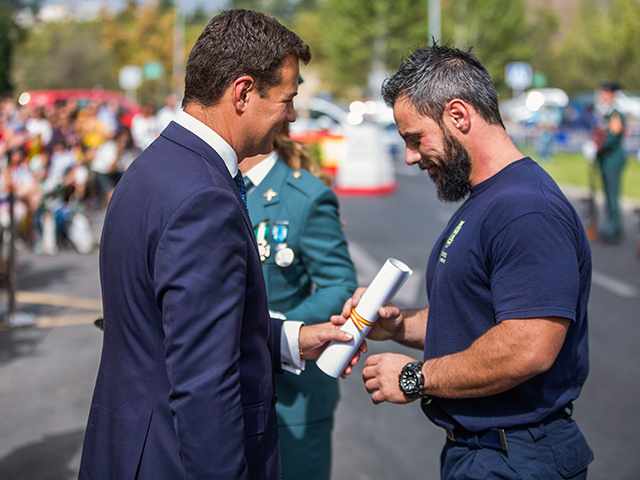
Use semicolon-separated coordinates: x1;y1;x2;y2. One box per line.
382;42;504;129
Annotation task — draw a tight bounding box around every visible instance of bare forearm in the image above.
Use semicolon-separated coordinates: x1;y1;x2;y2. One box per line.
390;308;428;350
422;317;569;399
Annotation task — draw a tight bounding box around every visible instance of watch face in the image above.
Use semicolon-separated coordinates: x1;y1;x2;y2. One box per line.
399;362;424;397
400;370;419;392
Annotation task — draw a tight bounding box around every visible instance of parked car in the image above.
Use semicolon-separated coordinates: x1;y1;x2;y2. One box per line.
500;88;570;124
17;88;144;128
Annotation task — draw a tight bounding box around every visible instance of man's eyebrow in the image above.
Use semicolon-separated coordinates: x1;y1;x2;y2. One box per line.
400;130;419;140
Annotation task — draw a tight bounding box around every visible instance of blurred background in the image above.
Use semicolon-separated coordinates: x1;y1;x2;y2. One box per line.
0;0;639;479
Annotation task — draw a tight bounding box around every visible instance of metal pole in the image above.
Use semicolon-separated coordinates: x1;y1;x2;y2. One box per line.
7;192;16;316
429;0;441;43
4;190;35;327
173;0;185;98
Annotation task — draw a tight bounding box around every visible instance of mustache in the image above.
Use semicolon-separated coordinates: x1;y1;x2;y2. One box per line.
418;159;438;171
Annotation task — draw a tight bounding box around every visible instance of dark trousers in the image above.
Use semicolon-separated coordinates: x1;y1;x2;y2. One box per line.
441;415;593;480
600;156;626;241
278;417;333;480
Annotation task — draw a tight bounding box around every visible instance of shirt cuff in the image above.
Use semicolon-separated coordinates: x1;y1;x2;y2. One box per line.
280;320;306;375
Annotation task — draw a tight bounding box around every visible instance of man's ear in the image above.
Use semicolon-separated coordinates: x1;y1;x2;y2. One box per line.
232;75;255;112
445;99;471;134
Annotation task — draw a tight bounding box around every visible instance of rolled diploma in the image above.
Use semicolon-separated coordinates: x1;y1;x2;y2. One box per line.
316;258;413;378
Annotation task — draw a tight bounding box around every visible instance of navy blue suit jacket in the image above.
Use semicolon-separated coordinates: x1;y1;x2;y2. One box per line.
79;121;282;479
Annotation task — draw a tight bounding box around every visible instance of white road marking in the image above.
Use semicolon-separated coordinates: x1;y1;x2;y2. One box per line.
347;241;422;306
592;270;639;298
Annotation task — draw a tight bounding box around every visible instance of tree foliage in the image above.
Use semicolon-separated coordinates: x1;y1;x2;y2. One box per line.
441;0;544;91
308;0;431;99
13;19;116;91
100;0;175;102
0;0;42;95
7;0;640;105
552;0;640;94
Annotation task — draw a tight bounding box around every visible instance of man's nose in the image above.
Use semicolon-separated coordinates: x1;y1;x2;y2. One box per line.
287;103;296;123
405;147;421;166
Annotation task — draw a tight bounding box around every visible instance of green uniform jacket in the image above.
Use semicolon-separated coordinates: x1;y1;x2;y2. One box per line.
247;157;357;427
597;108;626;171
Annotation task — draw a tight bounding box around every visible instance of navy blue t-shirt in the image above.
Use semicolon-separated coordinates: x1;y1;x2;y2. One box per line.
422;157;591;432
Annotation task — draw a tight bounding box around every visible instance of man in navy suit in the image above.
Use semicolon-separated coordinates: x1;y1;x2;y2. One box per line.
79;10;355;480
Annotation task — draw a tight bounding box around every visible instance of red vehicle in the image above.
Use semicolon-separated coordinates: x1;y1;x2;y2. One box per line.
17;88;144;128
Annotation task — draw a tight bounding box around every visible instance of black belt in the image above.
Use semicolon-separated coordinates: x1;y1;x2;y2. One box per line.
445;404;572;452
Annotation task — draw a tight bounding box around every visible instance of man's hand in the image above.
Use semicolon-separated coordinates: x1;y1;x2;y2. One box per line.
299;322;367;378
362;353;418;405
330;287;404;342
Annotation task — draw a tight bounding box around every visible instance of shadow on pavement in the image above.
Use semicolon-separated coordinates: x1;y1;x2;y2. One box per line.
0;327;49;367
0;429;84;480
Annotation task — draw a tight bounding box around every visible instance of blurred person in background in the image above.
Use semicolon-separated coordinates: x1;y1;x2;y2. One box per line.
115;126;141;173
0;146;40;245
240;123;356;480
131;100;159;150
50;107;81;148
334;43;593;480
89;131;120;206
76;101;107;150
25;106;52;148
594;81;627;244
97;101;120;137
156;92;181;132
535;105;562;163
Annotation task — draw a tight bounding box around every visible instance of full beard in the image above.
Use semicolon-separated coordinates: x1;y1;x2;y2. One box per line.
421;128;472;203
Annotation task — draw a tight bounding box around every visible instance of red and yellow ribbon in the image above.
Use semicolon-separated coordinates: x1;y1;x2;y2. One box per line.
350;308;374;331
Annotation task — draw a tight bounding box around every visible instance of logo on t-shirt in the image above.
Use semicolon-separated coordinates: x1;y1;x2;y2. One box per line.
439;220;465;264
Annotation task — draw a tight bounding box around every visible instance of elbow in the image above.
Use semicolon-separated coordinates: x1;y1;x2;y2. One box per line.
518;348;559;378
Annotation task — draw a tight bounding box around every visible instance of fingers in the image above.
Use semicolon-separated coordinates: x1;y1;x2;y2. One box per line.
299;323;353;352
341;287;367;317
328;329;353;343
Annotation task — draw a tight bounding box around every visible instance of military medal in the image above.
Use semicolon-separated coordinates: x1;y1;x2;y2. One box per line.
272;221;295;267
254;221;271;262
275;247;294;267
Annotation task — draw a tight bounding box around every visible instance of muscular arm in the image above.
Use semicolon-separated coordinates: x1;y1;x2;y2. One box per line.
363;315;570;404
422;316;570;398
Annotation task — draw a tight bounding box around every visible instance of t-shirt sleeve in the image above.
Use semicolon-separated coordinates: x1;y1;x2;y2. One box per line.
490;212;580;323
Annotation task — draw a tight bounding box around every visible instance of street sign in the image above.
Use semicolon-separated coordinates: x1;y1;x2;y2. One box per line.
143;61;164;80
505;62;532;90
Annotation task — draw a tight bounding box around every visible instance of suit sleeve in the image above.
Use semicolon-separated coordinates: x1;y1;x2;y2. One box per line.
154;186;251;479
283;188;357;324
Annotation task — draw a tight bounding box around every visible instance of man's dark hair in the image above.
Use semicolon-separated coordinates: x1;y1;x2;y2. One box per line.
183;9;311;108
382;42;504;129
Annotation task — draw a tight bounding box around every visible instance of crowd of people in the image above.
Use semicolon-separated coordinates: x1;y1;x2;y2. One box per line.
0;94;179;257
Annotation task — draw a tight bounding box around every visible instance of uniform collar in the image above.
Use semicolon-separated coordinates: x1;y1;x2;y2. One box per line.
244;151;278;190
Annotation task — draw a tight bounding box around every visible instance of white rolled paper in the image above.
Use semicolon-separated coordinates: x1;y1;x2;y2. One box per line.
316;258;413;378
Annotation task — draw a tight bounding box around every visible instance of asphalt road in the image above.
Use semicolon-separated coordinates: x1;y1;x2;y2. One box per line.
0;165;639;480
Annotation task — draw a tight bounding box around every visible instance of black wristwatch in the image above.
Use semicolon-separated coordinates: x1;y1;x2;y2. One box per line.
399;361;432;403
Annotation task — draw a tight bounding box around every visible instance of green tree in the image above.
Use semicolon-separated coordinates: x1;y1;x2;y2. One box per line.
552;0;640;94
302;0;557;101
0;0;42;95
312;0;431;100
230;0;314;23
12;18;117;92
441;0;557;94
100;1;175;104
